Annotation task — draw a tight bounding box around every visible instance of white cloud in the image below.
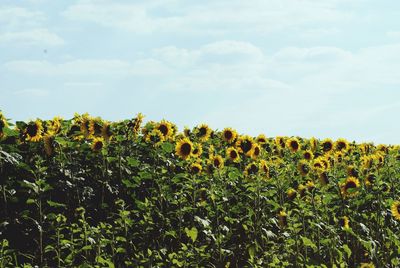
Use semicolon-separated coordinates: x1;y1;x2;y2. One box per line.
14;88;49;97
0;28;64;46
62;0;353;34
0;6;44;30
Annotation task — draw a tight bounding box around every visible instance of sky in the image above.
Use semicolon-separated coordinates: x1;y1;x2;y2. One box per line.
1;0;400;144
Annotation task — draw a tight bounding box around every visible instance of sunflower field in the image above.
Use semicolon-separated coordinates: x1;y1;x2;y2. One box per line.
1;111;400;267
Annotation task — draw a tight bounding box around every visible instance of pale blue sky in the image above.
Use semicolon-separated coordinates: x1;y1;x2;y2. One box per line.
1;0;400;144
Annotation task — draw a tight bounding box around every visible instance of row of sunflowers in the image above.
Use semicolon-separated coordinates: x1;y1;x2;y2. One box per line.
0;111;399;267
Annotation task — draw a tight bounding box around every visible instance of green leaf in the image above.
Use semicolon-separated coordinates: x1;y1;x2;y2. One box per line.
343;244;352;258
2;127;19;136
47;200;66;208
185;227;198;243
26;198;36;205
301;236;317;252
161;142;174;153
126;157;139;167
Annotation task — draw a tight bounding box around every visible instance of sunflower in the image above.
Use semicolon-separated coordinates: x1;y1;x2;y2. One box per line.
190;162;202;175
256;134;267;144
377;144;388;154
91;137;104;152
101;122;113;140
0;112;8;138
211;155;224;169
303;150;314;161
244;162;259;177
309;137;318;151
297;160;310;176
360;263;375;268
341;177;360;197
286;137;300;152
156;120;172;139
298;184;307;197
391;201;400;221
373;153;385;167
319;172;330;186
43;134;55;156
192;143;203;158
339;216;350;229
365;173;376;187
236;135;254;156
46;116;62;135
275;136;286;149
250;143;261;159
26;120;43;142
79;113;91;137
175;138;193;160
321;139;333;153
334;151;344;164
334;138;349;152
183;127;191;137
361;156;373;169
347;165;359;178
221;128;237;143
278;210;287;228
305;180;315;191
131;113;144;136
226;147;240;163
145;129;165;146
89;118;104;137
196;124;212;142
287;188;297;200
259;160;270;178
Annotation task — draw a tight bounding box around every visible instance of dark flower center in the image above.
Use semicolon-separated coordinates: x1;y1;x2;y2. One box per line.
241;140;252;153
158;124;169;136
247;164;258;175
224;131;233;140
323;142;332;151
94;141;103;151
180;143;192;156
290;141;299;150
345;181;357;191
27;124;38;137
230;150;238;159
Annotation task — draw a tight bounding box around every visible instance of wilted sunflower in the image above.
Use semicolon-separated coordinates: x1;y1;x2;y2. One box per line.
26;120;43;142
192;143;203;158
221;127;237;143
256;134;267;144
303;150;314;161
319;172;330;186
278;210;287;228
287;188;297;200
101;122;113;140
226;147;240;163
297;160;310;176
259;160;270;178
190;162;202;175
286;137;300;152
0;112;8;138
79;113;91;137
339;216;350;229
46;116;62;135
391;201;400;221
175;138;193;160
43;134;55;156
236;135;254;156
334;138;349;152
196;124;212;142
275;136;286;149
244;162;259;177
156;120;172;139
211;155;224;169
91;137;104;152
89;117;104;137
321;139;333;153
341;177;360;197
131;113;144;136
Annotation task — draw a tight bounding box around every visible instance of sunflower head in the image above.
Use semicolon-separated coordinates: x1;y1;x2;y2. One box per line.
347;165;359;178
303;150;314;161
305;180;315;191
101;122;113;140
91;137;104;152
226;147;240;163
244;162;259;177
297;160;310;176
0;112;8;138
190;162;202;175
259;160;270;178
365;173;376;187
361;156;373;169
175;138;193;160
360;263;375;268
145;129;165;146
286;137;300;152
79;113;91;137
391;201;400;221
251;143;261;159
46;116;62;135
319;172;330;186
321;139;333;153
183;127;191;137
89;118;104;137
298;184;307;197
25;120;43;142
278;210;287;228
131;113;144;136
334;138;349;152
196;124;212;142
334;151;344;164
309;137;318;151
287;188;297;200
221;128;237;144
236;135;254;156
156;120;172;139
256;134;267;145
211;155;224;170
339;216;350;229
275;136;286;149
341;177;360;197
